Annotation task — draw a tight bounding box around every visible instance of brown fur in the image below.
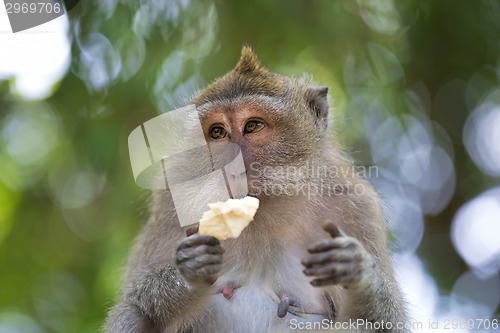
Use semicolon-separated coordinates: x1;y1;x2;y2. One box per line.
195;46;286;105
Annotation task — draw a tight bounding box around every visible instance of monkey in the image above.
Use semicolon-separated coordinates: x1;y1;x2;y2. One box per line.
105;46;408;333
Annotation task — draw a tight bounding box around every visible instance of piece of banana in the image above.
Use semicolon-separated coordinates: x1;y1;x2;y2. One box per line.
198;196;260;240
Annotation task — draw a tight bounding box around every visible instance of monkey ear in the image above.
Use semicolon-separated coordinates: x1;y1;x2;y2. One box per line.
305;86;329;130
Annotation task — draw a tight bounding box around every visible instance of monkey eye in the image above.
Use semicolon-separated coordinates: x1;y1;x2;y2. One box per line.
244;120;265;134
209;125;228;140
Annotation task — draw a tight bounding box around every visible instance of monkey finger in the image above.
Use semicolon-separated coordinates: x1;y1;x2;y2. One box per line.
175;246;224;264
301;250;354;267
193;253;223;267
178;254;222;270
309;236;359;254
197;264;222;278
186;224;199;236
310;273;351;287
177;244;224;262
308;238;352;253
176;250;193;263
177;235;220;250
307;239;335;253
302;252;330;267
199;244;225;255
323;223;343;238
303;262;354;277
179;264;221;284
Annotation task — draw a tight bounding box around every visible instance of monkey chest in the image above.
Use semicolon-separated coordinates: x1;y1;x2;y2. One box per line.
190;256;329;333
191;283;327;333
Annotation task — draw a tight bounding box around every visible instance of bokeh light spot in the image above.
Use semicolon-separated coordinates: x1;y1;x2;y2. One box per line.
452;187;500;278
1;103;60;167
77;33;121;90
463;100;500;177
450;270;500;320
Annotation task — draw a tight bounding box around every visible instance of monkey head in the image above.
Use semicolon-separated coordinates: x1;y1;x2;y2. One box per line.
194;46;331;197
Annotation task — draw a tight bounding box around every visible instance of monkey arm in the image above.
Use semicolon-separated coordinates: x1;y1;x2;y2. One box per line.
105;264;214;333
105;215;216;333
339;186;409;332
339;257;409;333
303;221;409;333
105;301;155;333
344;214;409;333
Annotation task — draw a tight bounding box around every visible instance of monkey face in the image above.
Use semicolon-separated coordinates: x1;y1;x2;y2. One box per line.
198;97;321;198
199;102;269;194
189;47;331;200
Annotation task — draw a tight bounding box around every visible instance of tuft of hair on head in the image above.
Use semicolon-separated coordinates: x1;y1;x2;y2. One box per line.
234;45;266;75
194;45;286;106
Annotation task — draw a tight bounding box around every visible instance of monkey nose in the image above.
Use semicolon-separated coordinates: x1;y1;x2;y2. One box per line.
224;169;249;199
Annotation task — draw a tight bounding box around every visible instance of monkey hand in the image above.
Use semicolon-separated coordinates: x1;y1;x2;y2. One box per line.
301;223;375;289
175;225;224;287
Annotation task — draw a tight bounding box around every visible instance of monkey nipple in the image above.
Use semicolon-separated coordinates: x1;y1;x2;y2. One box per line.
277;294;290;318
221;282;237;299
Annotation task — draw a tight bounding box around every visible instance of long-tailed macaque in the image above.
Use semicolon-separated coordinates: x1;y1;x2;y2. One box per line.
105;46;408;333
